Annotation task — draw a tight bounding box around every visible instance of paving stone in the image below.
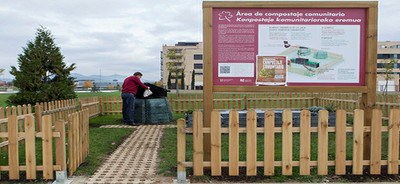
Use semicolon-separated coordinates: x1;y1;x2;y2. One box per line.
84;124;175;184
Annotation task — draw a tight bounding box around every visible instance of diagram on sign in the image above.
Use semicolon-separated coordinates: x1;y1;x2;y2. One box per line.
258;24;360;84
278;42;344;77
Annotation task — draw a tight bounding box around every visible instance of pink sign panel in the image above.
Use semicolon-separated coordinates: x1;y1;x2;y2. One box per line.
212;8;366;86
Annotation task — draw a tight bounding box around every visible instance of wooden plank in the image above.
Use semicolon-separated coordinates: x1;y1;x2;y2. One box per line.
388;109;400;174
335;109;347;175
55;119;67;172
8;115;19;180
362;2;378;161
318;110;329;175
42;115;54;179
370;109;382;174
35;104;42;132
282;109;292;175
74;113;79;172
68;114;74;176
177;118;186;178
25;115;36;179
193;110;204;176
211;110;221;176
246;109;257;176
0;107;6;152
353;109;364;175
202;6;213;162
228;110;239;176
299;110;310;175
264;110;275;176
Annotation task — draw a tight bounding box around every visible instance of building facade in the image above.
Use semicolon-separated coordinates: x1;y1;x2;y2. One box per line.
377;41;400;92
161;42;203;90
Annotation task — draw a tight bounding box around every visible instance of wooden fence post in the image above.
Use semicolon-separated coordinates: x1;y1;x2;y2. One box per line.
388;109;400;174
35;104;42;132
211;110;221;176
68;114;74;176
300;110;311;175
264;110;275;176
25;115;36;180
282;109;293;175
8;115;19;180
55;119;67;172
42;115;54;179
353;109;364;175
228;110;239;176
246;110;257;176
370;109;382;174
318;110;329;175
335;109;347;175
177;118;186;182
193;110;204;176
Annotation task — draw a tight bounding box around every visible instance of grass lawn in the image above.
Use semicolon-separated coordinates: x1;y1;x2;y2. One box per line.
0;93;11;108
159;127;400;183
76;91;120;98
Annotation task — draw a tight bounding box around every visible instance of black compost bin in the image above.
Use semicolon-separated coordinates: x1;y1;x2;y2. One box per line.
134;83;173;124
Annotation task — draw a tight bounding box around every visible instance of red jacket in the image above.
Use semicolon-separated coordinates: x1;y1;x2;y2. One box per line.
121;75;149;95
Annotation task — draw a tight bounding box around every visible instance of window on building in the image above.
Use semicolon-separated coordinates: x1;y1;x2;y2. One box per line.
378;54;393;59
194;54;203;60
389;45;400;49
379;45;387;49
194;63;203;69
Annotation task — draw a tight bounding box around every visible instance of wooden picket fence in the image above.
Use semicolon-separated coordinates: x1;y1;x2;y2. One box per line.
168;92;399;118
36;99;77;132
0;101;90;180
79;97;101;118
177;108;400;176
67;109;90;176
0;105;33;149
99;96;122;115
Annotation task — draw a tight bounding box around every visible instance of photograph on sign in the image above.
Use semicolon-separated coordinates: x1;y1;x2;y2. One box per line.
212;8;366;86
256;55;287;86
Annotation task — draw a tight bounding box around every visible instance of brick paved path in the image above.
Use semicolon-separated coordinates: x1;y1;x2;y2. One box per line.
86;125;174;184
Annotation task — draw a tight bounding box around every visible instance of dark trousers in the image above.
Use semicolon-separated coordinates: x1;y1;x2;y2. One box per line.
122;93;136;124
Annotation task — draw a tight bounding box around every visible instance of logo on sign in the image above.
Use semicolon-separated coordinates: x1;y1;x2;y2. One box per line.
218;11;233;22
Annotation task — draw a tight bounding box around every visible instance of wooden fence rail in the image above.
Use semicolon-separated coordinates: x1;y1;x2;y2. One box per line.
177;108;400;176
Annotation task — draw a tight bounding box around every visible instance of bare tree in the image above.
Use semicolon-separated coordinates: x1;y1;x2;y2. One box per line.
165;48;185;94
382;59;396;95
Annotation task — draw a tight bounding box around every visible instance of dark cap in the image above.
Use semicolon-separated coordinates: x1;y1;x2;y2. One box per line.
133;72;143;76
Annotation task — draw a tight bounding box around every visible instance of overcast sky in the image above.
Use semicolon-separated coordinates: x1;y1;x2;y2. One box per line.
0;0;398;82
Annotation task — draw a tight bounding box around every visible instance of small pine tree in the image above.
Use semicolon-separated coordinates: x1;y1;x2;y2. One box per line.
167;72;172;89
191;69;195;90
181;69;185;89
8;26;76;105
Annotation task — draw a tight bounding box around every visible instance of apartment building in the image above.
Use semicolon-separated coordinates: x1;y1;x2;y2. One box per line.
377;41;400;92
161;42;203;90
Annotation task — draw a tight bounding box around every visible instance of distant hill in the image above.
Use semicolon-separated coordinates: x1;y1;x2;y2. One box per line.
71;73;128;83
